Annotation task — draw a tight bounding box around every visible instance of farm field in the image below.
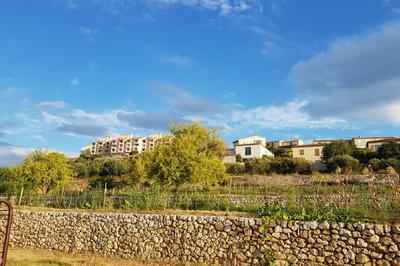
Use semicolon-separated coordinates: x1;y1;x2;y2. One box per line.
5;174;400;224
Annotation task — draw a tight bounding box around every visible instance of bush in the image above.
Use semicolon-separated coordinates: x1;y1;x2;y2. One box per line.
93;157;130;177
327;155;360;174
368;158;382;172
225;163;245;175
244;158;271;175
377;141;400;160
322;141;357;163
0;167;15;193
270;157;312;175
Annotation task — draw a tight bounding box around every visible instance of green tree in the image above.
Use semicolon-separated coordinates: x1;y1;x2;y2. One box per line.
352;149;376;164
269;146;292;158
321;141;357;163
132;123;227;190
235;154;243;163
377;141;400;160
97;157;130;177
0;167;15;193
327;155;360;174
18;150;72;194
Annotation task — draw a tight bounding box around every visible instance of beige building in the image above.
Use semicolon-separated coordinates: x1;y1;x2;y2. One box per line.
366;138;400;151
233;136;274;159
266;139;303;148
81;133;162;156
351;137;394;149
291;144;326;171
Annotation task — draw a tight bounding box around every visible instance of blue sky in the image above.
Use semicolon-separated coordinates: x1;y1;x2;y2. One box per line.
1;0;400;165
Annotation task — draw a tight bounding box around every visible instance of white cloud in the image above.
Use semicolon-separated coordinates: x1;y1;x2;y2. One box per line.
261;40;283;58
71;77;80;87
290;21;400;126
32;135;46;143
62;0;262;17
159;53;193;66
80;27;98;42
35;101;66;110
0;142;35;167
229;100;347;130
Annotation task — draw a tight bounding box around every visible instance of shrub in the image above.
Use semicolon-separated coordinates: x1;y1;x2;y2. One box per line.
91;157;130;177
270;157;312;175
327;155;360;174
377;141;400;160
225;163;245;175
244;158;271;175
368;158;381;172
322;141;357;163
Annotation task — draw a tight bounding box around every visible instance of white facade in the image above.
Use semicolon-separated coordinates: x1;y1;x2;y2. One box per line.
232;136;274;159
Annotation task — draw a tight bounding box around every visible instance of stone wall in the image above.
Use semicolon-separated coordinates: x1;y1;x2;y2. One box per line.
4;210;400;265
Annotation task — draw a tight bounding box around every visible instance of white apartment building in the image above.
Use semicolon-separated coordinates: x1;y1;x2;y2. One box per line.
80;133;162;156
233;136;274;159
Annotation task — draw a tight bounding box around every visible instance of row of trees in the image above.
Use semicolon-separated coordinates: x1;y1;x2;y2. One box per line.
226;157;312;175
0;123;228;195
322;141;400;173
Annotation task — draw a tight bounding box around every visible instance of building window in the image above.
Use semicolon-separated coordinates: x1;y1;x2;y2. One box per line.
245;147;251;156
254;140;261;144
315;149;320;156
299;150;304;155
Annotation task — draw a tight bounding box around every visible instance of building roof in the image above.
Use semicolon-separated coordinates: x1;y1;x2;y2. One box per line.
366;138;400;144
234;143;266;147
352;136;395;140
292;143;326;148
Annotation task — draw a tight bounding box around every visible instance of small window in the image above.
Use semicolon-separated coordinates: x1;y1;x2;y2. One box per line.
245;147;251;155
254;140;261;144
299;150;304;155
315;149;320;156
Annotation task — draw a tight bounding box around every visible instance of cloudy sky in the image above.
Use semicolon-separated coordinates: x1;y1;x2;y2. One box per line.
1;0;400;166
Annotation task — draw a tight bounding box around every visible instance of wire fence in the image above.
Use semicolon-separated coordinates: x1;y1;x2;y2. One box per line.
1;191;399;222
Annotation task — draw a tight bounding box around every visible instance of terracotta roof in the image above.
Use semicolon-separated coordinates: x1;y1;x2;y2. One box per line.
366;138;400;144
352;136;395;140
292;143;326;148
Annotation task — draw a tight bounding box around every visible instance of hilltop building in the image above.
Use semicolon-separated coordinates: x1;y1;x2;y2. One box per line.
80;133;162;156
366;138;400;151
266;139;303;149
232;136;274;160
351;137;395;149
291;144;326;171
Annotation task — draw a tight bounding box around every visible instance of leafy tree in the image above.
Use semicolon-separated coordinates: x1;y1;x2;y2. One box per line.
322;141;357;163
131;123;227;190
18;150;72;194
368;158;382;172
235;154;243;163
72;162;89;178
377;141;400;160
244;158;271;175
352;149;376;164
270;157;312;175
97;157;130;177
327;155;360;174
0;167;15;193
269;146;292;158
225;163;245;175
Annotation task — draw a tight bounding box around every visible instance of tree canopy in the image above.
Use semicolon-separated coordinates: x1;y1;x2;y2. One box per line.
321;141;357;163
130;122;227;189
18;150;72;194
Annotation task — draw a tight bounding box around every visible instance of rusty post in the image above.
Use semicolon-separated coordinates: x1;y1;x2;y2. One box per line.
0;200;13;266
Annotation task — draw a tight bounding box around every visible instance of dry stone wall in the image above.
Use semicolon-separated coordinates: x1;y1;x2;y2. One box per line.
4;210;400;265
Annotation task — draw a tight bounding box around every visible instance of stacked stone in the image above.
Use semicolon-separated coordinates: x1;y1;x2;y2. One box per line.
2;210;400;265
268;220;400;265
7;211;267;265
